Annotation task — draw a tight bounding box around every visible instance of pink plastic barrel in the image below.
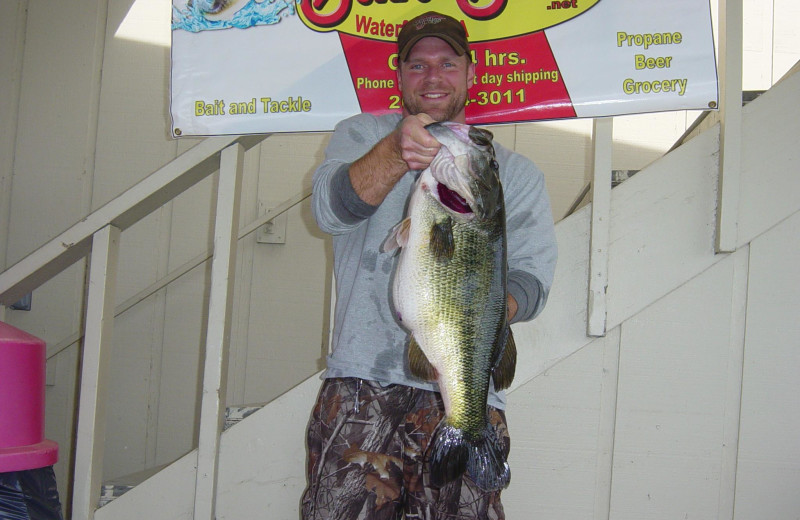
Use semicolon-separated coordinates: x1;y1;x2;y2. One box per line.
0;321;58;472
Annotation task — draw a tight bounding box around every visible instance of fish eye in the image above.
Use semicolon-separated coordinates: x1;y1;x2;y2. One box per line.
490;159;499;171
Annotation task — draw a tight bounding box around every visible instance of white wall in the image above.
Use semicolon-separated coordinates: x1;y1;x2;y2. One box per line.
1;0;798;515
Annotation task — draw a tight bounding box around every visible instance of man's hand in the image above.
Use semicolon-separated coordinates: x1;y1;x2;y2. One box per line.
507;294;518;322
395;113;441;171
348;113;440;207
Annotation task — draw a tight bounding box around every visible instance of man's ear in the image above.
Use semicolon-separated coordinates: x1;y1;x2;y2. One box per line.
466;60;476;89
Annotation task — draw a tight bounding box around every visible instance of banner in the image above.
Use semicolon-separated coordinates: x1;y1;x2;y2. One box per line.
170;0;718;136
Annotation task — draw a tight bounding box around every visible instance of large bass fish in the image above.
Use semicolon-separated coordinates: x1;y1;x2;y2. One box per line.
382;122;516;492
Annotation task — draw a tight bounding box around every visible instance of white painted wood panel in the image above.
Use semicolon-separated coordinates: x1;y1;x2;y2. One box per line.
504;332;618;520
105;289;163;477
0;0;27;271
609;250;748;520
43;338;80;511
738;68;800;247
511;207;591;390
516;119;594;220
734;210;800;519
612;112;699;171
7;0;99;262
155;265;208;465
243;133;331;404
606;127;720;328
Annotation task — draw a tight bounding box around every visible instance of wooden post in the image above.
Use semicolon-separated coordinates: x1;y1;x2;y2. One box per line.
594;327;621;519
194;143;244;519
588;118;613;337
716;0;743;253
72;224;121;520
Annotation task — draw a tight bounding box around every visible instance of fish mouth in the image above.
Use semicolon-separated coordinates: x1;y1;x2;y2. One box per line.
437;183;472;214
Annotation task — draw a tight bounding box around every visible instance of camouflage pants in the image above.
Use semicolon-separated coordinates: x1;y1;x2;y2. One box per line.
301;378;509;520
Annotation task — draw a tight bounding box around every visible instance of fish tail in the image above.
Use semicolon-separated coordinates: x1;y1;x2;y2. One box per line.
466;422;511;492
428;421;511;492
428;423;469;488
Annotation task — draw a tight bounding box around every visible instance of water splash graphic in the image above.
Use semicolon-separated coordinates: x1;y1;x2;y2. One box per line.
172;0;296;32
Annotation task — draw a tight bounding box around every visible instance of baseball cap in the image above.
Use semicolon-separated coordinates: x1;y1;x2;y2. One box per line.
397;11;469;62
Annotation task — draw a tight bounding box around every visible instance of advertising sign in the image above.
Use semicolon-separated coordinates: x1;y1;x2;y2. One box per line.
170;0;718;136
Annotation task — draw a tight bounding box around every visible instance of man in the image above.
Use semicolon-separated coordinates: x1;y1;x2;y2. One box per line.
302;11;557;519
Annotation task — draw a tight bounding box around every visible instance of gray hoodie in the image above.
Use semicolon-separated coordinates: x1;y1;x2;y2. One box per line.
312;112;557;408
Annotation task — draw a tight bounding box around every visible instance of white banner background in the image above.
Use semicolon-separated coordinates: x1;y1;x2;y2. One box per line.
170;0;718;136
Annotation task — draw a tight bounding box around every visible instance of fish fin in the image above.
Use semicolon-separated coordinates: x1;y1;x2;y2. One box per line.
429;421;511;492
465;422;511;492
428;423;469;488
491;327;517;391
430;217;454;262
381;218;412;253
408;335;438;382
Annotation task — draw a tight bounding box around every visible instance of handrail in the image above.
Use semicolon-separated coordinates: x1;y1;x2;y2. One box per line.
0;134;266;306
42;187;311;361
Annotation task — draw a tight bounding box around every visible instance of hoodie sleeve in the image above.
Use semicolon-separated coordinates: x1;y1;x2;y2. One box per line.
498;147;558;323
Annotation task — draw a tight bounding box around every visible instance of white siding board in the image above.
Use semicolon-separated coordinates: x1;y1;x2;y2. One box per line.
0;0;27;271
505;334;615;520
609;251;747;520
91;0;177;210
734;211;800;520
155;266;208;465
95;449;198;520
509;329;620;518
606;127;721;328
243;201;329;404
612;112;696;171
718;247;750;520
92;13;179;477
43;343;80;511
511;207;591;390
8;0;99;261
105;297;159;479
738;69;800;248
89;0;201;480
516;120;594;221
243;134;331;404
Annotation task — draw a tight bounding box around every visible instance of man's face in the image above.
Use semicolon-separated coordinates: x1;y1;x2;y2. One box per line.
397;36;475;123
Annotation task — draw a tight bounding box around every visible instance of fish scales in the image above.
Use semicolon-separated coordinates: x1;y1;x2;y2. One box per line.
415;208;504;435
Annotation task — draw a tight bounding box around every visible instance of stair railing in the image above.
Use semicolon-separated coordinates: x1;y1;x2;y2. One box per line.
0;133;269;520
